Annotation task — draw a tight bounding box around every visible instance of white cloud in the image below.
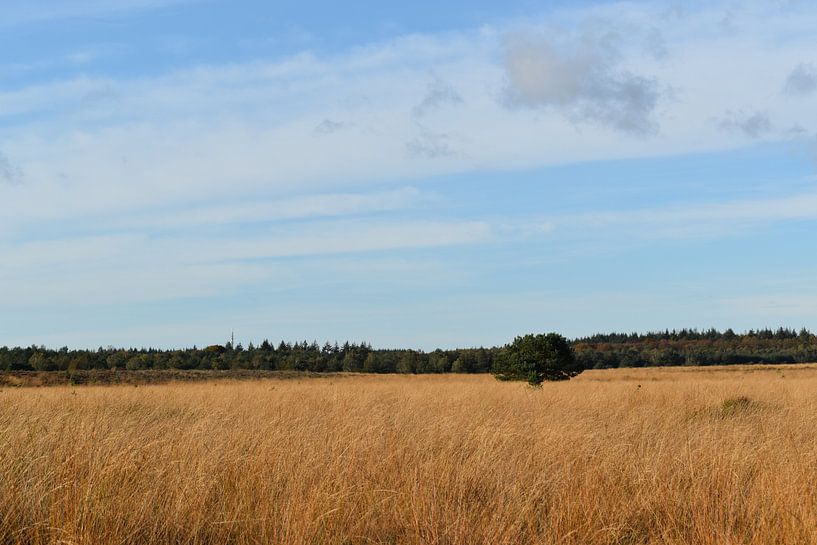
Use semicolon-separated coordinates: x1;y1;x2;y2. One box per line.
3;1;817;225
502;29;662;135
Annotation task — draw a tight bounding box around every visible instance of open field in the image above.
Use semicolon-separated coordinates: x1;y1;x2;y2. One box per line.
2;366;817;544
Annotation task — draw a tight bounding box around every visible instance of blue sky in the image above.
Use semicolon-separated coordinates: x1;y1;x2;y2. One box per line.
2;0;817;349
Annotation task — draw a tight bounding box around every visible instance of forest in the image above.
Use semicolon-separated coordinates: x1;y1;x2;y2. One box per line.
2;328;817;373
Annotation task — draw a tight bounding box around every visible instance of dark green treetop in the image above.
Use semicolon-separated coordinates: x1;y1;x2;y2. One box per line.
493;333;583;385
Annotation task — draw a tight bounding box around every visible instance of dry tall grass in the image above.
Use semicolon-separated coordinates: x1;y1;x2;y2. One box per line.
2;366;817;545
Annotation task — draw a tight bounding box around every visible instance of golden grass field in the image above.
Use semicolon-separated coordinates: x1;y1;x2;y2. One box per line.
2;366;817;545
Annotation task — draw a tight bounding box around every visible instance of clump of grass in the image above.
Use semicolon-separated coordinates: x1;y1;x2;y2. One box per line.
690;395;766;421
718;396;763;417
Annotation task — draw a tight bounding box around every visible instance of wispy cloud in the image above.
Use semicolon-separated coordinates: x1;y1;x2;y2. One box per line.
313;119;349;135
0;152;23;185
411;76;463;118
406;127;459;159
0;219;493;307
721;294;817;317
1;0;196;26
65;43;126;65
96;187;430;232
784;63;817;96
716;110;773;138
559;190;817;240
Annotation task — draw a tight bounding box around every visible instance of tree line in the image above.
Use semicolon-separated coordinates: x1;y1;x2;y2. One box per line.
573;327;817;368
1;327;816;373
0;341;496;374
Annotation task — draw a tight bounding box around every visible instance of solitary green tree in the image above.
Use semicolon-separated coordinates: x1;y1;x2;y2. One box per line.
492;333;583;385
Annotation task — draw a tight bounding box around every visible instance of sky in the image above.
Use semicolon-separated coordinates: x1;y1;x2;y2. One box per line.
2;0;817;350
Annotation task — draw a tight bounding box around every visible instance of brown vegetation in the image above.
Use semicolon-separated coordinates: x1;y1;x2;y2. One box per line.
2;366;817;544
0;369;331;388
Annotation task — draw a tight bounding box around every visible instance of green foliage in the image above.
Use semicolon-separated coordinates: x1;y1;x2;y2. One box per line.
2;328;817;376
29;352;52;371
106;351;129;370
362;353;381;373
396;351;419;374
493;333;583;385
575;327;817;369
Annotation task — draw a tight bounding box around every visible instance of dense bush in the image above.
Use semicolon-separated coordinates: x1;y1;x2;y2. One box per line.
492;333;583;385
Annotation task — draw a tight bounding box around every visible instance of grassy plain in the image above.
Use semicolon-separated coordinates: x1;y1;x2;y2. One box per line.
2;365;817;544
